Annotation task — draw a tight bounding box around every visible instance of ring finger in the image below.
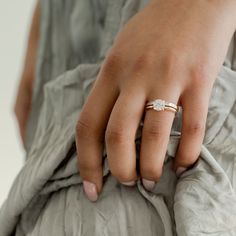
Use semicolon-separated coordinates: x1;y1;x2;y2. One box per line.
140;88;180;190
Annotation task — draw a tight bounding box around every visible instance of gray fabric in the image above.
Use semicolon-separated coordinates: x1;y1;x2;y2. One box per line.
1;0;236;235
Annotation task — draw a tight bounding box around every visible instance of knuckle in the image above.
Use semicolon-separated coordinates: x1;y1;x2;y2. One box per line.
132;52;156;73
143;123;167;140
184;121;205;136
105;127;128;146
102;51;123;77
76;118;94;140
145;128;162;139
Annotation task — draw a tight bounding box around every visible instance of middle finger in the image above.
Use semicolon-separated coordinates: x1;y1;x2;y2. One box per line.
105;87;146;185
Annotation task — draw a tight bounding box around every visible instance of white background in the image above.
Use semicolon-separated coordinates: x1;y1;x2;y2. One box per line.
0;0;36;206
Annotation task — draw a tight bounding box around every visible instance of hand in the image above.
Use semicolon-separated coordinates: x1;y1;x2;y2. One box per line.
76;0;236;201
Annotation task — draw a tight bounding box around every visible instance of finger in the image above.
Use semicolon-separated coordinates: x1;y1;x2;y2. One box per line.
173;88;209;177
105;87;146;185
140;90;180;191
76;67;119;201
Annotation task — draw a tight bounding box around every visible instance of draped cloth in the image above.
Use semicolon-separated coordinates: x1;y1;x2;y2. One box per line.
1;0;236;235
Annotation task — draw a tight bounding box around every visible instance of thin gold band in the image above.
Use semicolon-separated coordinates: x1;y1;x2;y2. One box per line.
145;99;179;113
146;105;177;113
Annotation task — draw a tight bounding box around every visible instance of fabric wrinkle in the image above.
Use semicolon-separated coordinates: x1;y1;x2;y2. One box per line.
1;0;236;235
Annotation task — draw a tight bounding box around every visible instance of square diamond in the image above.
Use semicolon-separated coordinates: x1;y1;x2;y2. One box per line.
153;99;165;111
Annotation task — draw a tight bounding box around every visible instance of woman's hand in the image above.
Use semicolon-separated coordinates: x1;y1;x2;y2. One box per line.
76;0;236;201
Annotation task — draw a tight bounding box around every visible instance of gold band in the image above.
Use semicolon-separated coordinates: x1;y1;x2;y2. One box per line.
145;99;179;113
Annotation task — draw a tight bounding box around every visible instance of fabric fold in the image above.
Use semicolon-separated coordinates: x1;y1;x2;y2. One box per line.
1;0;236;235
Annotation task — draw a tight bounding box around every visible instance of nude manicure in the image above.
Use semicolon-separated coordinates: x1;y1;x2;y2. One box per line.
142;179;155;191
176;167;187;177
83;180;98;202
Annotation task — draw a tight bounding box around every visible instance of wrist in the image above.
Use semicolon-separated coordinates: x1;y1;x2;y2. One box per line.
150;0;236;31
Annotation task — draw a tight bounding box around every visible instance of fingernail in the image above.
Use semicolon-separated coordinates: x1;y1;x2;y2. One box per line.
83;180;98;202
176;167;187;177
121;181;136;186
142;179;155;191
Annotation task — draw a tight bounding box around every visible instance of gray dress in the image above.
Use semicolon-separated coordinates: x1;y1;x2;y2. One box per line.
1;0;236;235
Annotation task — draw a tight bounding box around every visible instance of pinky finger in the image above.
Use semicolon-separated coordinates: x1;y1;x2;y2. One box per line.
173;90;210;177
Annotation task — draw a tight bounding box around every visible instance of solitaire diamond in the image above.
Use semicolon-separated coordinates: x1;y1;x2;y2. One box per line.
153;99;165;111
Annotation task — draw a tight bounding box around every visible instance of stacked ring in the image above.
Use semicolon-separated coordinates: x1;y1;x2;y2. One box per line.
145;99;179;113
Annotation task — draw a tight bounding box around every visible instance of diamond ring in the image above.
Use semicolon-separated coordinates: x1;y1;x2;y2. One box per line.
145;99;179;113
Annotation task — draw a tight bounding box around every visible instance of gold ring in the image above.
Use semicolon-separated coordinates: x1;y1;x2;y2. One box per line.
145;99;179;113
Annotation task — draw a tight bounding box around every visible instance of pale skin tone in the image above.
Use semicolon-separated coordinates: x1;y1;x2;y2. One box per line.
16;0;236;201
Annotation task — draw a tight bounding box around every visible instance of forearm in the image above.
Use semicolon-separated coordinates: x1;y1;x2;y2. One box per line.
21;1;40;88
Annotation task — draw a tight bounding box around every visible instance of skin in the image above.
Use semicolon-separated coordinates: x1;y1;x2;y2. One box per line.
75;0;236;201
14;1;39;145
15;0;236;202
